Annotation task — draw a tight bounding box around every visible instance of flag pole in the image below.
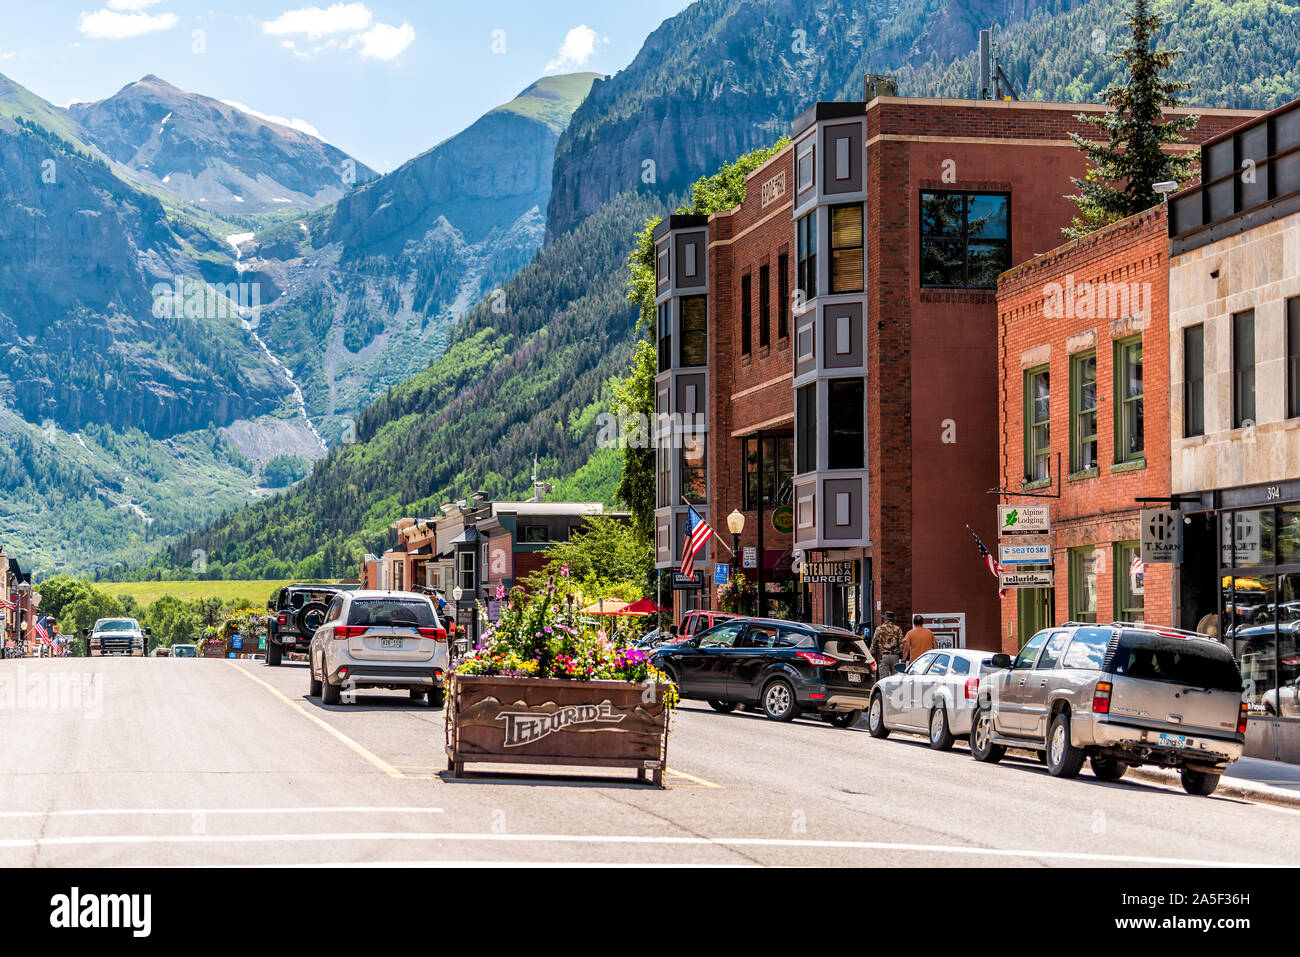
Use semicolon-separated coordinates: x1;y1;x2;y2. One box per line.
681;497;735;557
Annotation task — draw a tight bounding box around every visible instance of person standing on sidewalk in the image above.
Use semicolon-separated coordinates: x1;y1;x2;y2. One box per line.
903;614;937;664
870;611;904;678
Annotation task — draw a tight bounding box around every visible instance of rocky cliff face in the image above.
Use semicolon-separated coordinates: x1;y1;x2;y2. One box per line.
68;75;377;215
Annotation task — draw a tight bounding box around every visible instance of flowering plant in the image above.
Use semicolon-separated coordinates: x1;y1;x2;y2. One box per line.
718;573;757;615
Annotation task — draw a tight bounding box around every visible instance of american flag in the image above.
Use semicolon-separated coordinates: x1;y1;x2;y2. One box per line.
681;506;714;580
32;617;49;642
0;596;15;611
967;525;1006;599
1130;554;1145;583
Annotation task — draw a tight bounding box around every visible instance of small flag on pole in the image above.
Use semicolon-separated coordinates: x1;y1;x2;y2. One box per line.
967;525;1006;599
33;617;49;642
681;505;714;580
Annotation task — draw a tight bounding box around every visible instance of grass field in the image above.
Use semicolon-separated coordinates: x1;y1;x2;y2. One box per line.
96;580;298;608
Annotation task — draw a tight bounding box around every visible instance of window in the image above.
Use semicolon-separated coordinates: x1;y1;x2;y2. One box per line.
657;302;671;373
741;273;752;356
1289;298;1300;418
1061;629;1111;670
1115;337;1143;463
827;378;864;470
829;203;864;294
920;190;1010;288
796;212;817;302
680;295;707;367
681;434;706;505
744;435;794;510
1070;352;1098;472
1233;308;1255;428
1024;366;1050;482
1012;631;1048;669
656;446;671;508
699;622;744;648
522;525;549;544
796;384;817;474
457;551;475;592
1068;547;1098;623
1115;541;1144;623
778;253;790;339
1036;632;1070;670
909;651;940;675
759;264;771;348
927;653;951;675
392;562;404;591
1184;324;1205;437
950;656;971;676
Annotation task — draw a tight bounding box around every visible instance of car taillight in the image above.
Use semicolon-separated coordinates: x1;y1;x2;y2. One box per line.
868;660;878;674
418;627;448;642
334;625;367;639
1092;680;1112;714
796;651;837;667
277;614;286;626
965;678;979;700
1237;701;1248;735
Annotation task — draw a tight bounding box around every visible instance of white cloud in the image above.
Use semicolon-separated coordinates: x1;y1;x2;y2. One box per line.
0;52;14;61
262;3;372;39
355;21;413;61
106;0;166;10
221;99;323;141
545;24;605;74
79;8;179;39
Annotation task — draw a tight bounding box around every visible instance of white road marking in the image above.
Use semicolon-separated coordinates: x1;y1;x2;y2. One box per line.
0;831;1279;866
0;807;442;820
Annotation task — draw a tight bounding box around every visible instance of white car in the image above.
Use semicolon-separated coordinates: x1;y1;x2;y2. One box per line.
85;618;149;657
867;648;1003;749
308;590;448;706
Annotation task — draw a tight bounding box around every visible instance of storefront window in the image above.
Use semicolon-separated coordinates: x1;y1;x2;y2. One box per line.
1222;509;1275;567
1277;573;1300;718
1068;547;1098;623
1115;541;1144;622
1278;504;1300;565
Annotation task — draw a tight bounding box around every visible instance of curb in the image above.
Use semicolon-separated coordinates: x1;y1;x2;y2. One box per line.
1124;765;1300;809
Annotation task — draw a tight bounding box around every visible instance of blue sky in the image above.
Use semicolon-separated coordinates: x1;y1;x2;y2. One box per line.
0;1;692;171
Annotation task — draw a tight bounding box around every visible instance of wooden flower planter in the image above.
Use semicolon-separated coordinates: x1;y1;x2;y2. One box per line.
445;674;671;786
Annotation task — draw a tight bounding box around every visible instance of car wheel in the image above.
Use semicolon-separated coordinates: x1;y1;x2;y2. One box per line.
661;664;680;688
266;641;282;667
825;709;862;729
321;678;341;706
761;678;799;722
867;694;891;738
708;700;738;713
428;686;446;709
1090;756;1128;781
970;708;1005;763
1180;768;1221;796
1046;712;1084;778
928;706;956;751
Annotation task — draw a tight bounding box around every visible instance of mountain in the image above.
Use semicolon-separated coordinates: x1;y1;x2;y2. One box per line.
228;73;601;444
67;75;378;216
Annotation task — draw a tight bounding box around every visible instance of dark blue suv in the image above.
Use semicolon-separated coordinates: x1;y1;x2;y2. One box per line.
650;618;877;726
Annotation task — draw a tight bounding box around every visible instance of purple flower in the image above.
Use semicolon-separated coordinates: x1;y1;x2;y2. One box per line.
495;585;506;601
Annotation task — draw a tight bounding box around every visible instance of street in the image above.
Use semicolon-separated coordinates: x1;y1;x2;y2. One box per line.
1;657;1295;867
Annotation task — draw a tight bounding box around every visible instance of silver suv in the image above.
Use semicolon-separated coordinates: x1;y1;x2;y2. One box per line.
970;623;1247;796
308;591;448;707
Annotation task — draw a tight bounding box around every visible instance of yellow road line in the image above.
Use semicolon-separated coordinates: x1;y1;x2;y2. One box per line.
228;662;404;779
666;768;724;789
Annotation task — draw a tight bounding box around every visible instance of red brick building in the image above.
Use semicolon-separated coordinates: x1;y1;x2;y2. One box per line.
996;206;1173;653
653;93;1254;651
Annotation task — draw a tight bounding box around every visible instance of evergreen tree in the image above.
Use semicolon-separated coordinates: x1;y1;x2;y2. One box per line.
1064;0;1199;238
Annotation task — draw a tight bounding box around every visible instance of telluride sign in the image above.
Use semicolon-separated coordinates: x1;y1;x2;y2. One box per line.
497;701;626;747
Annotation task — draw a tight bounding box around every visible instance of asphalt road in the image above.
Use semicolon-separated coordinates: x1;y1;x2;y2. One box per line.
2;656;1297;867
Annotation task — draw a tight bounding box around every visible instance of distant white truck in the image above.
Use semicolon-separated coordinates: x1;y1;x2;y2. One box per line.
84;618;149;657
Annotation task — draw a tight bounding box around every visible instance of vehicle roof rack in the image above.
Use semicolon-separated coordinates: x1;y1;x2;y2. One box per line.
1108;621;1212;639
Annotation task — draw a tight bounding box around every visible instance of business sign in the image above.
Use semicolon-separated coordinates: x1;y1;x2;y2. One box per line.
771;505;794;535
760;169;788;208
672;571;706;590
742;547;758;569
998;541;1052;565
999;569;1055;589
998;504;1051;537
714;564;731;585
803;560;858;585
1140;508;1182;564
497;702;626;748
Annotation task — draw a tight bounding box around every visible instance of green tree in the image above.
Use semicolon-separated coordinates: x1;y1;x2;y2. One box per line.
533;516;655;598
617;136;792;536
1063;0;1199;238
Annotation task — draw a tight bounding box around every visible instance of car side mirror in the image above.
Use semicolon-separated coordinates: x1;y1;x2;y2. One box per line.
81;629;89;637
990;653;1013;669
145;628;152;636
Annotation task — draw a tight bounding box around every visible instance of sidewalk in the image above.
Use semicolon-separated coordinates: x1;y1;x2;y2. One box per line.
1127;756;1300;808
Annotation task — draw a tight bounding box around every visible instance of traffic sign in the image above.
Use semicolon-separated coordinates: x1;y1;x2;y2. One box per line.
999;569;1055;589
714;564;730;585
999;541;1052;565
998;504;1051;536
1140;508;1182;564
742;547;758;569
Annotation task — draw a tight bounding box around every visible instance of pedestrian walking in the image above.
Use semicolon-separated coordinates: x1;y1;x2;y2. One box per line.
870;611;903;678
903;614;937;663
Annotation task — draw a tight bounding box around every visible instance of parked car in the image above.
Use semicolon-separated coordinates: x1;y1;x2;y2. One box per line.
867;648;1005;749
969;623;1247;795
83;618;149;657
266;584;355;666
150;647;171;658
678;609;738;640
650;618;876;725
308;590;449;707
171;644;198;658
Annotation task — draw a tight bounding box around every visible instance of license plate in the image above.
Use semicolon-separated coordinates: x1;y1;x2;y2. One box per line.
1158;733;1188;749
846;672;863;684
380;637;404;649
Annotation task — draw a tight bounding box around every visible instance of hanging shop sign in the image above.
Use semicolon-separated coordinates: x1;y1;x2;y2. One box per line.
999;569;1055;589
998;504;1051;537
803;561;858;585
998;541;1052;565
1140;508;1182;564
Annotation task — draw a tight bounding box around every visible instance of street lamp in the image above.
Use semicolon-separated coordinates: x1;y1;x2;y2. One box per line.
726;510;745;585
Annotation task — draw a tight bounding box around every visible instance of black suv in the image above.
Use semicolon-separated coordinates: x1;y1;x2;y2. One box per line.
650;618;877;726
265;584;355;666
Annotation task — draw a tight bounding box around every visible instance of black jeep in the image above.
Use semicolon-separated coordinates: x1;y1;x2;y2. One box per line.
265;584;355;666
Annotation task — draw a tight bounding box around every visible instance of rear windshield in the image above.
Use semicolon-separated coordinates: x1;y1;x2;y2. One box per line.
1111;631;1242;692
818;633;871;658
172;645;197;657
96;620;138;632
289;589;337;609
347;599;436;627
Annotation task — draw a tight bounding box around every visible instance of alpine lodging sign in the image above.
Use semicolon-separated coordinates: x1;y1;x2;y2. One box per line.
998;504;1051;537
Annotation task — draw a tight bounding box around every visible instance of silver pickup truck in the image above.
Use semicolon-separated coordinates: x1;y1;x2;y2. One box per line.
970;623;1247;796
